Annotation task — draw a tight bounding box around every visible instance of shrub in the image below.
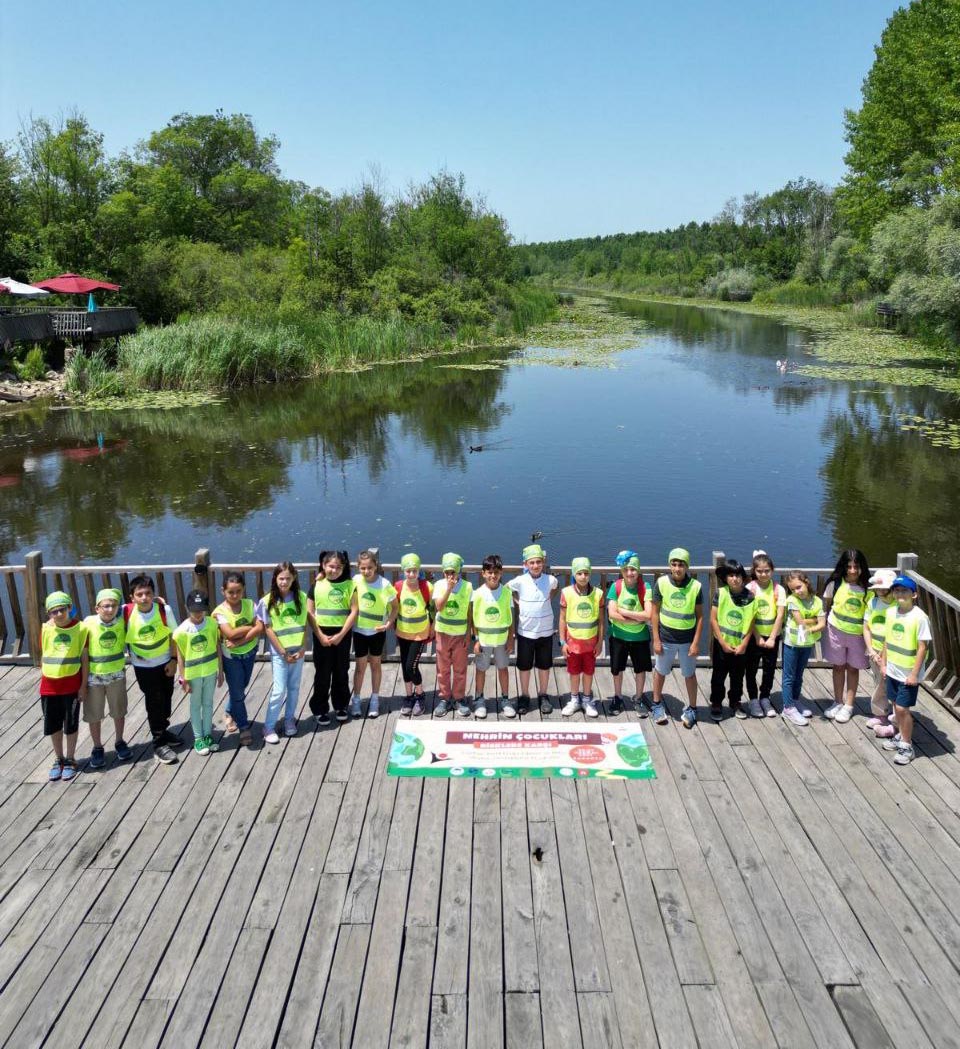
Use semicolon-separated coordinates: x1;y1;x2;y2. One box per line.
12;345;47;382
700;267;758;301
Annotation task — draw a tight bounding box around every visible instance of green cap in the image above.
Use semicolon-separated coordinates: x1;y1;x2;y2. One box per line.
441;552;463;572
45;591;72;612
522;543;546;562
571;557;592;574
400;553;421;571
622;556;641;571
96;588;122;605
668;547;690;565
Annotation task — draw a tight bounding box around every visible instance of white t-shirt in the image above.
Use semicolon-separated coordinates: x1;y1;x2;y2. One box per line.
885;605;932;683
507;572;558;638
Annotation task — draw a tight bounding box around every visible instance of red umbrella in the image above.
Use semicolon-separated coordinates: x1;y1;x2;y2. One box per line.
33;273;121;294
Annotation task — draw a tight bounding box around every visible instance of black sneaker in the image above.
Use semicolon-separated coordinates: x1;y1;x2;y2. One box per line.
159;730;184;749
539;694;552;715
316;712;331;728
517;694;530;715
334;709;349;723
608;695;624;715
154;743;178;765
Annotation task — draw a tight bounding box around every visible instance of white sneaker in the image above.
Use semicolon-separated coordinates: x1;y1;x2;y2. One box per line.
562;695;583;717
501;699;517;719
349;696;362;718
583;697;599;718
782;706;809;726
368;696;380;719
834;705;853;724
263;728;280;745
824;703;842;720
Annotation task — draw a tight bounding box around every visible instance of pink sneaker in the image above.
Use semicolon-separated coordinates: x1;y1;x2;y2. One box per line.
874;724;896;738
887;712;897;723
865;717;885;728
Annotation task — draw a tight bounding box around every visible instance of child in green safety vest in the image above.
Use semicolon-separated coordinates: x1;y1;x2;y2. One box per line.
744;551;786;717
349;550;397;719
394;553;434;717
214;572;263;747
822;548;871;724
560;557;605;718
83;588;129;768
880;575;931;766
607;551;653;715
709;560;756;722
40;591;88;783
780;571;825;726
650;547;703;727
433;553;473;718
308;551;357;727
863;568;898;738
173;590;224;756
471;554;514;719
258;561;312;741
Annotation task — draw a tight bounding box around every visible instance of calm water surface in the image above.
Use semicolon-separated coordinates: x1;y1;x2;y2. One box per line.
2;297;958;590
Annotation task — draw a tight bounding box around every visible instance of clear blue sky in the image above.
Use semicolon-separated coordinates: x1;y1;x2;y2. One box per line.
1;0;899;243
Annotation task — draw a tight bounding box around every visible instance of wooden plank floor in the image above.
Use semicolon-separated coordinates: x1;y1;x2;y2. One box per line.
1;658;960;1048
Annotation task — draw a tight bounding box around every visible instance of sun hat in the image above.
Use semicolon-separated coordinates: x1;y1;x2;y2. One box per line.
868;569;897;590
44;591;72;612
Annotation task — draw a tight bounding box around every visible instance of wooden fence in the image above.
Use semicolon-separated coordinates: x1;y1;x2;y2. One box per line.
2;547;958;718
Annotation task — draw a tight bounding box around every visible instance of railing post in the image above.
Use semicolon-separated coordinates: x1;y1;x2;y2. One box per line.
24;550;44;667
897;552;919;574
193;548;211;600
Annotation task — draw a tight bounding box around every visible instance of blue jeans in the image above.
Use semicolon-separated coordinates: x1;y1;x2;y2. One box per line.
222;650;256;729
266;652;303;729
781;644;812;708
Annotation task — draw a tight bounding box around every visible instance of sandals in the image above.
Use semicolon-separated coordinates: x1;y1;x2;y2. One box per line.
223;714;238;733
60;759;77;782
48;761;63;782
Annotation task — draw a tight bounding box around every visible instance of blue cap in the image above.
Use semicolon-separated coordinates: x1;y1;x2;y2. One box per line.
890;575;917;593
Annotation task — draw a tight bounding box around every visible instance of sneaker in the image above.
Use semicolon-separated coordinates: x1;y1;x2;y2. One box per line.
208;735;220;753
882;733;903;751
680;706;697;729
60;759;77;781
159;730;184;749
412;697;425;716
710;706;723;722
263;728;280;745
894;744;915;765
782;706;809;726
865;716;885;728
335;709;349;723
760;698;776;718
584;696;599;718
748;699;764;718
115;739;132;762
834;705;853;724
400;699;413;716
284;718;297;738
800;707;813;718
651;702;668;725
349;696;362;718
824;704;842;720
874;724;896;738
633;696;649;718
154;743;178;764
48;761;63;782
368;697;380;719
734;704;748;719
887;712;897;723
88;746;105;770
473;699;487;720
194;737;211;756
435;699;451;717
517;695;530;715
608;695;624;715
457;700;472;717
562;696;583;717
539;694;553;715
316;712;331;728
501;698;517;719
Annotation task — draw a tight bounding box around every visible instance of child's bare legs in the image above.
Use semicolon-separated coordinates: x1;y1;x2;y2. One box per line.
89;720;103;748
496;667;510;696
870;671;888;717
582;672;594;696
113;715;126;742
369;657;383;695
353;655;369;697
635;671;647;700
475;669;486;699
833;665;859;708
568;671;583;697
653;669;667;704
897;704;913;745
683;673;698;708
51;729;77;763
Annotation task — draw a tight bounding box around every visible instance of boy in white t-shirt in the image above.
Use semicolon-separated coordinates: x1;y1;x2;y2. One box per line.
880;575;932;766
507;544;558;715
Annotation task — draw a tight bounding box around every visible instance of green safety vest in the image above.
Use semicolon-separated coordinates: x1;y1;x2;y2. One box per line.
435;579;473;637
84;614;126;675
866;595;895;653
353;574;393;630
656;575;701;633
884;608;927;671
41;620;86;679
785;595;823;648
396;582;430;636
610;582;648;640
716;588;756;647
174;617;220;680
752;583;780;638
312;579;355;629
563;585;601;641
126;603;173;660
828;582;868;636
264;594;308;652
212;598;259;657
472;586;513;646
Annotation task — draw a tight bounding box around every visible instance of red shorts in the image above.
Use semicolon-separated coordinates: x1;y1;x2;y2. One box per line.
566;649;596;676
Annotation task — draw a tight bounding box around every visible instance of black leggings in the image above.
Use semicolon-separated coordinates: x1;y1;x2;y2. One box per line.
397;637;425;686
745;635;780;700
311;629;352;714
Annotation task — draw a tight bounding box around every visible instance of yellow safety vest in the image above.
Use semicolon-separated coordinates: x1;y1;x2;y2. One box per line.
884;608;927;671
785;595;823;648
716;587;756;647
174;617;220;680
866;595;895;653
126;603;173;661
435;579;473;637
84;614;126;675
264;594;308;652
312;579;355;629
562;585;601;641
41;620;86;679
828;582;868;636
752;583;780;638
396;582;430;638
656;576;701;633
212;599;258;657
472;586;513;646
353;574;393;630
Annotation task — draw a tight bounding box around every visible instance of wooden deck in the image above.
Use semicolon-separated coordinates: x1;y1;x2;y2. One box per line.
1;659;960;1049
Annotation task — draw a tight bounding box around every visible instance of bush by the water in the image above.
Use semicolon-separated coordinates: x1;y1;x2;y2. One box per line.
700;267;759;301
12;345;48;382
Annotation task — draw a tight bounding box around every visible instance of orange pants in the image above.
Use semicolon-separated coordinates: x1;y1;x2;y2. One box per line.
435;632;468;700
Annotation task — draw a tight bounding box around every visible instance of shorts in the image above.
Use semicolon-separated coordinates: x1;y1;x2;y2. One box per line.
475;644;509;671
886;675;919;708
654;641;697;678
41;694;81;736
609;636;653;676
566;648;596;676
84;678;128;722
353;632;386;659
821;623;870;670
516;634;553;672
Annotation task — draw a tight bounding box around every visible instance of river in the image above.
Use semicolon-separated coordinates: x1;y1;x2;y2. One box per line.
1;297;958;590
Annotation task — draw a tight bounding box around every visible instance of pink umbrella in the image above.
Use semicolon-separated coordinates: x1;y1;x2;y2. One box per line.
33;273;121;294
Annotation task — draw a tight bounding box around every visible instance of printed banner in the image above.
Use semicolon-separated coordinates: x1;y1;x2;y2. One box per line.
387;720;655;779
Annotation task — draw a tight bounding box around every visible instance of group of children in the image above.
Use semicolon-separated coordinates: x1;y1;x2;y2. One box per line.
37;544;930;780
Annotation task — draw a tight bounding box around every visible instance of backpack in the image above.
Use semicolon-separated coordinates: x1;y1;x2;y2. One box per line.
613;578;646;603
